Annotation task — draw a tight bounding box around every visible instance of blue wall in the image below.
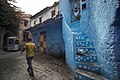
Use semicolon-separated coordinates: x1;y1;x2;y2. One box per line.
88;0;119;79
61;0;120;79
27;17;65;57
60;0;76;71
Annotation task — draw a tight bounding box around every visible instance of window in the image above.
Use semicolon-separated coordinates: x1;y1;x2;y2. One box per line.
39;17;42;23
24;20;28;26
71;0;87;22
82;0;86;2
34;20;36;25
71;0;80;22
82;3;86;10
15;40;19;44
8;39;14;44
81;0;86;10
51;10;55;17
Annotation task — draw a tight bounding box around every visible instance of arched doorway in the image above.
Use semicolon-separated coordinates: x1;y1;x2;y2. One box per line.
3;33;11;50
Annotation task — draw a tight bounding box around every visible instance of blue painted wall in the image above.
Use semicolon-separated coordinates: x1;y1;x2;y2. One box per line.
60;0;120;79
60;0;76;71
60;0;92;72
88;0;119;79
27;17;65;57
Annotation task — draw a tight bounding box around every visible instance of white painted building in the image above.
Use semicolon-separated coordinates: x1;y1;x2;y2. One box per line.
30;1;60;27
18;12;32;45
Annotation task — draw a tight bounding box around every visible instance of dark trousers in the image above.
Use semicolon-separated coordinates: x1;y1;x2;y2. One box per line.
26;56;34;76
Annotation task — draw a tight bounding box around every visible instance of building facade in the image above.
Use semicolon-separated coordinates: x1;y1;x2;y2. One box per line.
26;0;120;79
0;12;31;49
27;17;64;57
18;12;32;48
26;1;65;57
30;2;60;27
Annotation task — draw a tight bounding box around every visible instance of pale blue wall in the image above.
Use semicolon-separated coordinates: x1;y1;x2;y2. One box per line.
60;0;76;71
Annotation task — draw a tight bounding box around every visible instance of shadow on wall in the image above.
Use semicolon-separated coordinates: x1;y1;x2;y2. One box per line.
111;0;120;79
112;0;120;26
48;43;65;58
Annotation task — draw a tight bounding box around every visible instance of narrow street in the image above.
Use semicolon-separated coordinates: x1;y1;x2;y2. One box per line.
0;49;74;80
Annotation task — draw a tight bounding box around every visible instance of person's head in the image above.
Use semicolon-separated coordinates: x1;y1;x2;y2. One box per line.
27;38;32;42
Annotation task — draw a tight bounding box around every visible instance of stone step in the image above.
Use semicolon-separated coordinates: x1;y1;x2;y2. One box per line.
74;55;98;62
76;47;96;55
75;69;108;80
74;34;89;41
72;29;80;32
76;62;101;74
75;41;94;47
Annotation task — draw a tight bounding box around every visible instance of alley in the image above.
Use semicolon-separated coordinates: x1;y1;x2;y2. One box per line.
0;49;74;80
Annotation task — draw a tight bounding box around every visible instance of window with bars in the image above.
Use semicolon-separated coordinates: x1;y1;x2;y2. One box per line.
51;10;55;17
24;20;28;27
82;3;86;10
71;0;87;22
39;17;42;23
34;20;36;25
82;0;86;2
71;0;80;22
81;0;86;10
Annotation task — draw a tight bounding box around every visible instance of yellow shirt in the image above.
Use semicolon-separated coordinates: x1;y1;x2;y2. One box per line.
25;42;36;57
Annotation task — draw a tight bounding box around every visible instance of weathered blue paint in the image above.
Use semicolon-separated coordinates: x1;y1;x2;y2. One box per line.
62;21;76;71
88;0;120;79
27;17;65;57
60;0;120;79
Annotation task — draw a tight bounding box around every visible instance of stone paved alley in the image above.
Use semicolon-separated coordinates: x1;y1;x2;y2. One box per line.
0;49;74;80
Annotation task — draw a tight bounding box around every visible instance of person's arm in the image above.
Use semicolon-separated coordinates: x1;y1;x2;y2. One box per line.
34;45;37;52
21;44;26;54
21;48;26;54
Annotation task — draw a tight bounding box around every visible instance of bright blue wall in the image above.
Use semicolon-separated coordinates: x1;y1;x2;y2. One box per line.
60;0;92;72
60;0;76;71
27;18;65;57
60;0;71;25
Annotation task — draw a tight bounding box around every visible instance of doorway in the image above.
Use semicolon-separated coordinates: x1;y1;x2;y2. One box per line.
40;31;46;54
3;33;11;50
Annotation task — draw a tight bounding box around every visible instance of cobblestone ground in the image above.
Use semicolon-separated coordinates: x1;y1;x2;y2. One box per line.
0;49;75;80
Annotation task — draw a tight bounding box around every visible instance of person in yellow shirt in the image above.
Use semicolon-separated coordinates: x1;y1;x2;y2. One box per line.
21;38;36;78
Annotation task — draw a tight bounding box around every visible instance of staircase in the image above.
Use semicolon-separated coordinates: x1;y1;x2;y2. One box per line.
62;21;108;80
74;33;108;80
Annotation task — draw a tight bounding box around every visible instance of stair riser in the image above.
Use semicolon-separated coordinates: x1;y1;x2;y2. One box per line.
75;34;89;41
75;56;98;62
76;41;94;47
75;72;94;80
76;48;96;55
76;63;101;74
75;36;89;41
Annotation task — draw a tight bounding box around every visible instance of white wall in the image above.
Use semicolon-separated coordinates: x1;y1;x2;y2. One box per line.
30;4;59;27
